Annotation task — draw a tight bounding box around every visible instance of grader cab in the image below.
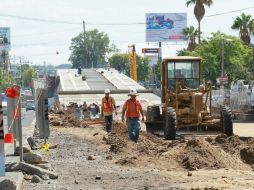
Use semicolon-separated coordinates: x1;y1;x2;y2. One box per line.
145;56;233;140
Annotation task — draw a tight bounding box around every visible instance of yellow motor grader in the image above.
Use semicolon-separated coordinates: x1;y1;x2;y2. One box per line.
145;56;233;140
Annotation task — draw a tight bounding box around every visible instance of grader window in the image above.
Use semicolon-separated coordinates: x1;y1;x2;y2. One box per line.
167;61;200;90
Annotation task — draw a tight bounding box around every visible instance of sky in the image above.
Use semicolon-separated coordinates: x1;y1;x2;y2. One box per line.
0;0;254;66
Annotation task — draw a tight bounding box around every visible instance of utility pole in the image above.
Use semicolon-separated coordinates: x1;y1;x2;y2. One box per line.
44;61;47;79
83;21;87;68
221;39;224;78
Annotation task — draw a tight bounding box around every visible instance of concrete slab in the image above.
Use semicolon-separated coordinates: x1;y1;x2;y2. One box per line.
58;93;161;107
0;171;23;190
5;155;19;164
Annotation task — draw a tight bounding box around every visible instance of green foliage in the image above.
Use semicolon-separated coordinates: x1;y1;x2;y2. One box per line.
22;65;37;88
69;29;118;68
182;25;198;51
108;53;151;82
137;56;151;81
154;60;161;81
0;64;37;91
186;0;213;43
108;53;129;75
0;68;13;92
231;13;254;45
178;32;253;83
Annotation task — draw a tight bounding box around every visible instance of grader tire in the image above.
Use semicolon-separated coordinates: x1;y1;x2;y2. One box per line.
221;105;233;136
145;106;154;134
164;107;176;140
145;123;153;133
145;105;160;134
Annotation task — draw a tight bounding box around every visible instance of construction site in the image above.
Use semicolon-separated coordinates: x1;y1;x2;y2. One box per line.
20;59;254;190
1;1;254;190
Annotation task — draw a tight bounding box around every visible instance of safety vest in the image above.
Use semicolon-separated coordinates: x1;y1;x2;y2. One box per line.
102;96;113;113
125;99;140;118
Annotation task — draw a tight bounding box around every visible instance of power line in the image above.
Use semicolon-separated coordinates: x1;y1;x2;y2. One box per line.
0;14;81;25
13;27;81;38
205;6;254;18
12;42;69;47
0;6;253;26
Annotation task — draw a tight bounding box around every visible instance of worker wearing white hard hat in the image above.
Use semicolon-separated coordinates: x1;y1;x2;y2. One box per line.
128;89;139;96
122;89;144;144
101;89;117;133
104;89;110;94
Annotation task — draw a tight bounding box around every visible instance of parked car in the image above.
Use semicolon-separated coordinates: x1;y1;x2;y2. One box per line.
26;102;35;111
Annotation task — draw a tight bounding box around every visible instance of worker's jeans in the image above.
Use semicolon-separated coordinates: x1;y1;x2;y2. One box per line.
104;115;113;133
127;117;140;143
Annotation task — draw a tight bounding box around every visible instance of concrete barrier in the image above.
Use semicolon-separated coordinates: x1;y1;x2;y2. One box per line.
58;89;153;95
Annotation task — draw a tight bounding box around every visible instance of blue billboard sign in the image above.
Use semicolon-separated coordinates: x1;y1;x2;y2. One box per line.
146;13;187;42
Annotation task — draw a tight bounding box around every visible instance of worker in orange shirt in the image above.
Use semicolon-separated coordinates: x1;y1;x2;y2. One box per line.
122;89;144;143
101;89;117;133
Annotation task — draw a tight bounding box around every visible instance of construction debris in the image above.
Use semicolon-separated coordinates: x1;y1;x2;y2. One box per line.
0;179;17;190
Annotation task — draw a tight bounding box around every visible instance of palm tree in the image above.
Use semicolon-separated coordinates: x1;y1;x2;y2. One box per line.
182;25;198;51
186;0;213;44
231;13;254;45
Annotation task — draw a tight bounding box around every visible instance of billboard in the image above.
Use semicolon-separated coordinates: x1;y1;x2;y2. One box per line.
146;13;187;42
0;27;10;51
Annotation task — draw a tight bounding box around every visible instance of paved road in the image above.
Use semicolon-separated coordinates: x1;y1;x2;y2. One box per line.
234;122;254;137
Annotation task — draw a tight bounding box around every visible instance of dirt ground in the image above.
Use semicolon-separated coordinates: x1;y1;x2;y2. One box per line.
21;113;254;190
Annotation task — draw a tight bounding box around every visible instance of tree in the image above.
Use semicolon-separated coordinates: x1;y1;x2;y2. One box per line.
186;0;213;44
231;13;254;45
22;64;37;88
137;56;151;82
182;25;199;51
69;29;117;68
154;60;161;82
178;32;252;83
109;53;151;82
108;54;129;75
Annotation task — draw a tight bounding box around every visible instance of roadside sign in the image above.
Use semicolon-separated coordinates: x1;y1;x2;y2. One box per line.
142;48;159;53
0;27;11;51
219;77;228;82
217;76;228;85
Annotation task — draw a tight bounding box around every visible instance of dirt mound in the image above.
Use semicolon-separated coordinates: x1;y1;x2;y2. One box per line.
50;113;88;128
103;135;127;153
240;147;254;164
102;121;128;153
213;135;254;166
172;135;254;170
50;116;254;171
110;122;254;170
178;138;244;170
107;122;253;170
115;156;137;166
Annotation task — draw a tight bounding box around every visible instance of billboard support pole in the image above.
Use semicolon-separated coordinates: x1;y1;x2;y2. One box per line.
158;42;162;61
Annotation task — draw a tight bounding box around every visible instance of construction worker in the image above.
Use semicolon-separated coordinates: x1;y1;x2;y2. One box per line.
122;89;144;143
101;89;117;133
